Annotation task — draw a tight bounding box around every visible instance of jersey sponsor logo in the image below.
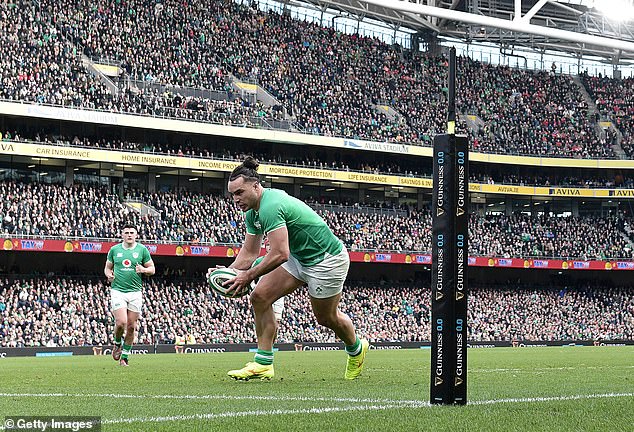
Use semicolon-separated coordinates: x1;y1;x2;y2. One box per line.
122;259;132;268
116;253;123;257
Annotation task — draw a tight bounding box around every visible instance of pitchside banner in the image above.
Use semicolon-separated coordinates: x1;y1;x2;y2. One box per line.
453;135;469;404
431;135;455;404
0;341;631;358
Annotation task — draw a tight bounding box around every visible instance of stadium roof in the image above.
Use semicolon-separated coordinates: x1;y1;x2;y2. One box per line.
296;0;634;65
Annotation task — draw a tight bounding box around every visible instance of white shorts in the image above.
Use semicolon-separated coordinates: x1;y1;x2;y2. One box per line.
272;297;284;321
282;246;350;299
111;289;143;314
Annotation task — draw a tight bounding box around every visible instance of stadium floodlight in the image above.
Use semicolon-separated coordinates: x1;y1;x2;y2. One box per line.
563;0;634;21
592;0;634;21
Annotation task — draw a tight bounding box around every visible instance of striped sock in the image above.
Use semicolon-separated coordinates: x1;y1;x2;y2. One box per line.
121;343;132;360
114;337;122;346
254;349;274;366
345;337;362;357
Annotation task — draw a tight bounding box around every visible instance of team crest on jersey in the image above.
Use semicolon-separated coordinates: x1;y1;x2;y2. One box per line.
254;220;261;229
133;252;139;259
122;259;132;267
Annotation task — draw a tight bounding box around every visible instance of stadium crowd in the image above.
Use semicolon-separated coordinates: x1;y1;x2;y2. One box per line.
0;2;283;127
470;213;633;260
0;0;622;158
459;57;611;158
0;277;631;347
582;73;634;157
1;180;634;259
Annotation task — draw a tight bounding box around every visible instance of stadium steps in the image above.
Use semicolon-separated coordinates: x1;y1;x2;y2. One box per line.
618;228;634;255
50;15;121;97
463;113;485;133
81;55;120;95
572;75;627;158
572;75;599;118
373;104;405;123
124;200;161;218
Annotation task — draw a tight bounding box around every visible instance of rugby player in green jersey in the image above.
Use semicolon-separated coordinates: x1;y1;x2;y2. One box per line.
104;224;155;366
216;157;368;381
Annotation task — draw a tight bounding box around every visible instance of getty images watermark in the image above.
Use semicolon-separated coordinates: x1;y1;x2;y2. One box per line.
3;417;101;432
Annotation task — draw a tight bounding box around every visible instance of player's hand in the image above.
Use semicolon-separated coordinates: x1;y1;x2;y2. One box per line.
206;265;226;281
106;273;115;283
135;264;146;274
224;270;253;298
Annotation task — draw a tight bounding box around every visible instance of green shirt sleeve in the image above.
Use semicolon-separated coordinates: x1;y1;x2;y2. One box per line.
142;246;151;265
259;201;286;235
107;247;114;263
245;211;263;236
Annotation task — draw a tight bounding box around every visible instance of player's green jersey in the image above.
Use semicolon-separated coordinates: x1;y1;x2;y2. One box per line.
245;188;342;267
107;243;152;293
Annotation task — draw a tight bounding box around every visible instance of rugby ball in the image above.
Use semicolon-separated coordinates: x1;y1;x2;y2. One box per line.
208;268;255;298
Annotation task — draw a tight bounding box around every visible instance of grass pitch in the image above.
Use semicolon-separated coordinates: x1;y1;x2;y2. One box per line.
0;347;632;431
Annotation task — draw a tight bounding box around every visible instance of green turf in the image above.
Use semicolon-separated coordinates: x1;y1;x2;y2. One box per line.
1;347;632;431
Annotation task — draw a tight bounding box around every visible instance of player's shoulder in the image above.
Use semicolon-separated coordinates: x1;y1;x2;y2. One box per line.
261;188;290;210
263;188;288;201
108;243;123;252
136;243;151;253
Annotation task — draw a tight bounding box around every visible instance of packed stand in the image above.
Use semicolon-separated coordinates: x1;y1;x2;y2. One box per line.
0;2;282;128
470;213;633;260
0;0;606;157
459;58;610;158
1;277;632;347
0;2;114;108
581;73;634;157
2;180;634;258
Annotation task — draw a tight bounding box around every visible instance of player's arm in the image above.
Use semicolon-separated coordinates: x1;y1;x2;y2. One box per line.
243;226;289;281
104;260;115;283
136;259;155;276
229;233;263;270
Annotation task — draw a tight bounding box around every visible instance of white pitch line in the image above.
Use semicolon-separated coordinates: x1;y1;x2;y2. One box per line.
474;365;634;373
0;392;632;429
0;393;421;405
468;392;634;406
103;403;421;425
93;392;634;426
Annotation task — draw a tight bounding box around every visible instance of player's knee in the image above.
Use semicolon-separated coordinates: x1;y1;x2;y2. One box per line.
315;312;338;329
250;290;273;309
115;319;127;329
